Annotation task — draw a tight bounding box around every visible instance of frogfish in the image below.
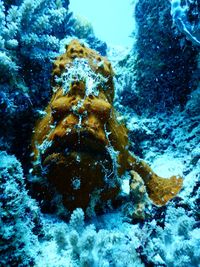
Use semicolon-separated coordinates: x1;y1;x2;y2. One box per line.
31;40;183;218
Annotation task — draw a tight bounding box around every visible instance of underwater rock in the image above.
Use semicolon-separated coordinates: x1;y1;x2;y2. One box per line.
115;0;199;114
31;39;183;217
186;85;200;116
170;0;200;47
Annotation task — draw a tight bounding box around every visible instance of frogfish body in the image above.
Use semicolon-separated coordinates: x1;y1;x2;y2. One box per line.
32;40;183;216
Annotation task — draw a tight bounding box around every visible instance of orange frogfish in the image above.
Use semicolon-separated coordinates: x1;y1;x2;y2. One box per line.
31;39;183;218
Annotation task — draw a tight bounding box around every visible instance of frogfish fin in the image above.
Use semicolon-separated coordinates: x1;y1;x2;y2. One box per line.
145;175;183;206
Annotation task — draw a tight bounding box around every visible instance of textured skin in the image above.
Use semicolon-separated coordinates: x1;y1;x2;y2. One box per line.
32;40;183;213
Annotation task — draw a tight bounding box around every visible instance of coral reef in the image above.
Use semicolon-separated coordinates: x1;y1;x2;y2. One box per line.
140;206;200;267
0;0;74;87
0;0;199;266
39;208;145;267
31;39;182;217
0;151;41;266
29;202;200;267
